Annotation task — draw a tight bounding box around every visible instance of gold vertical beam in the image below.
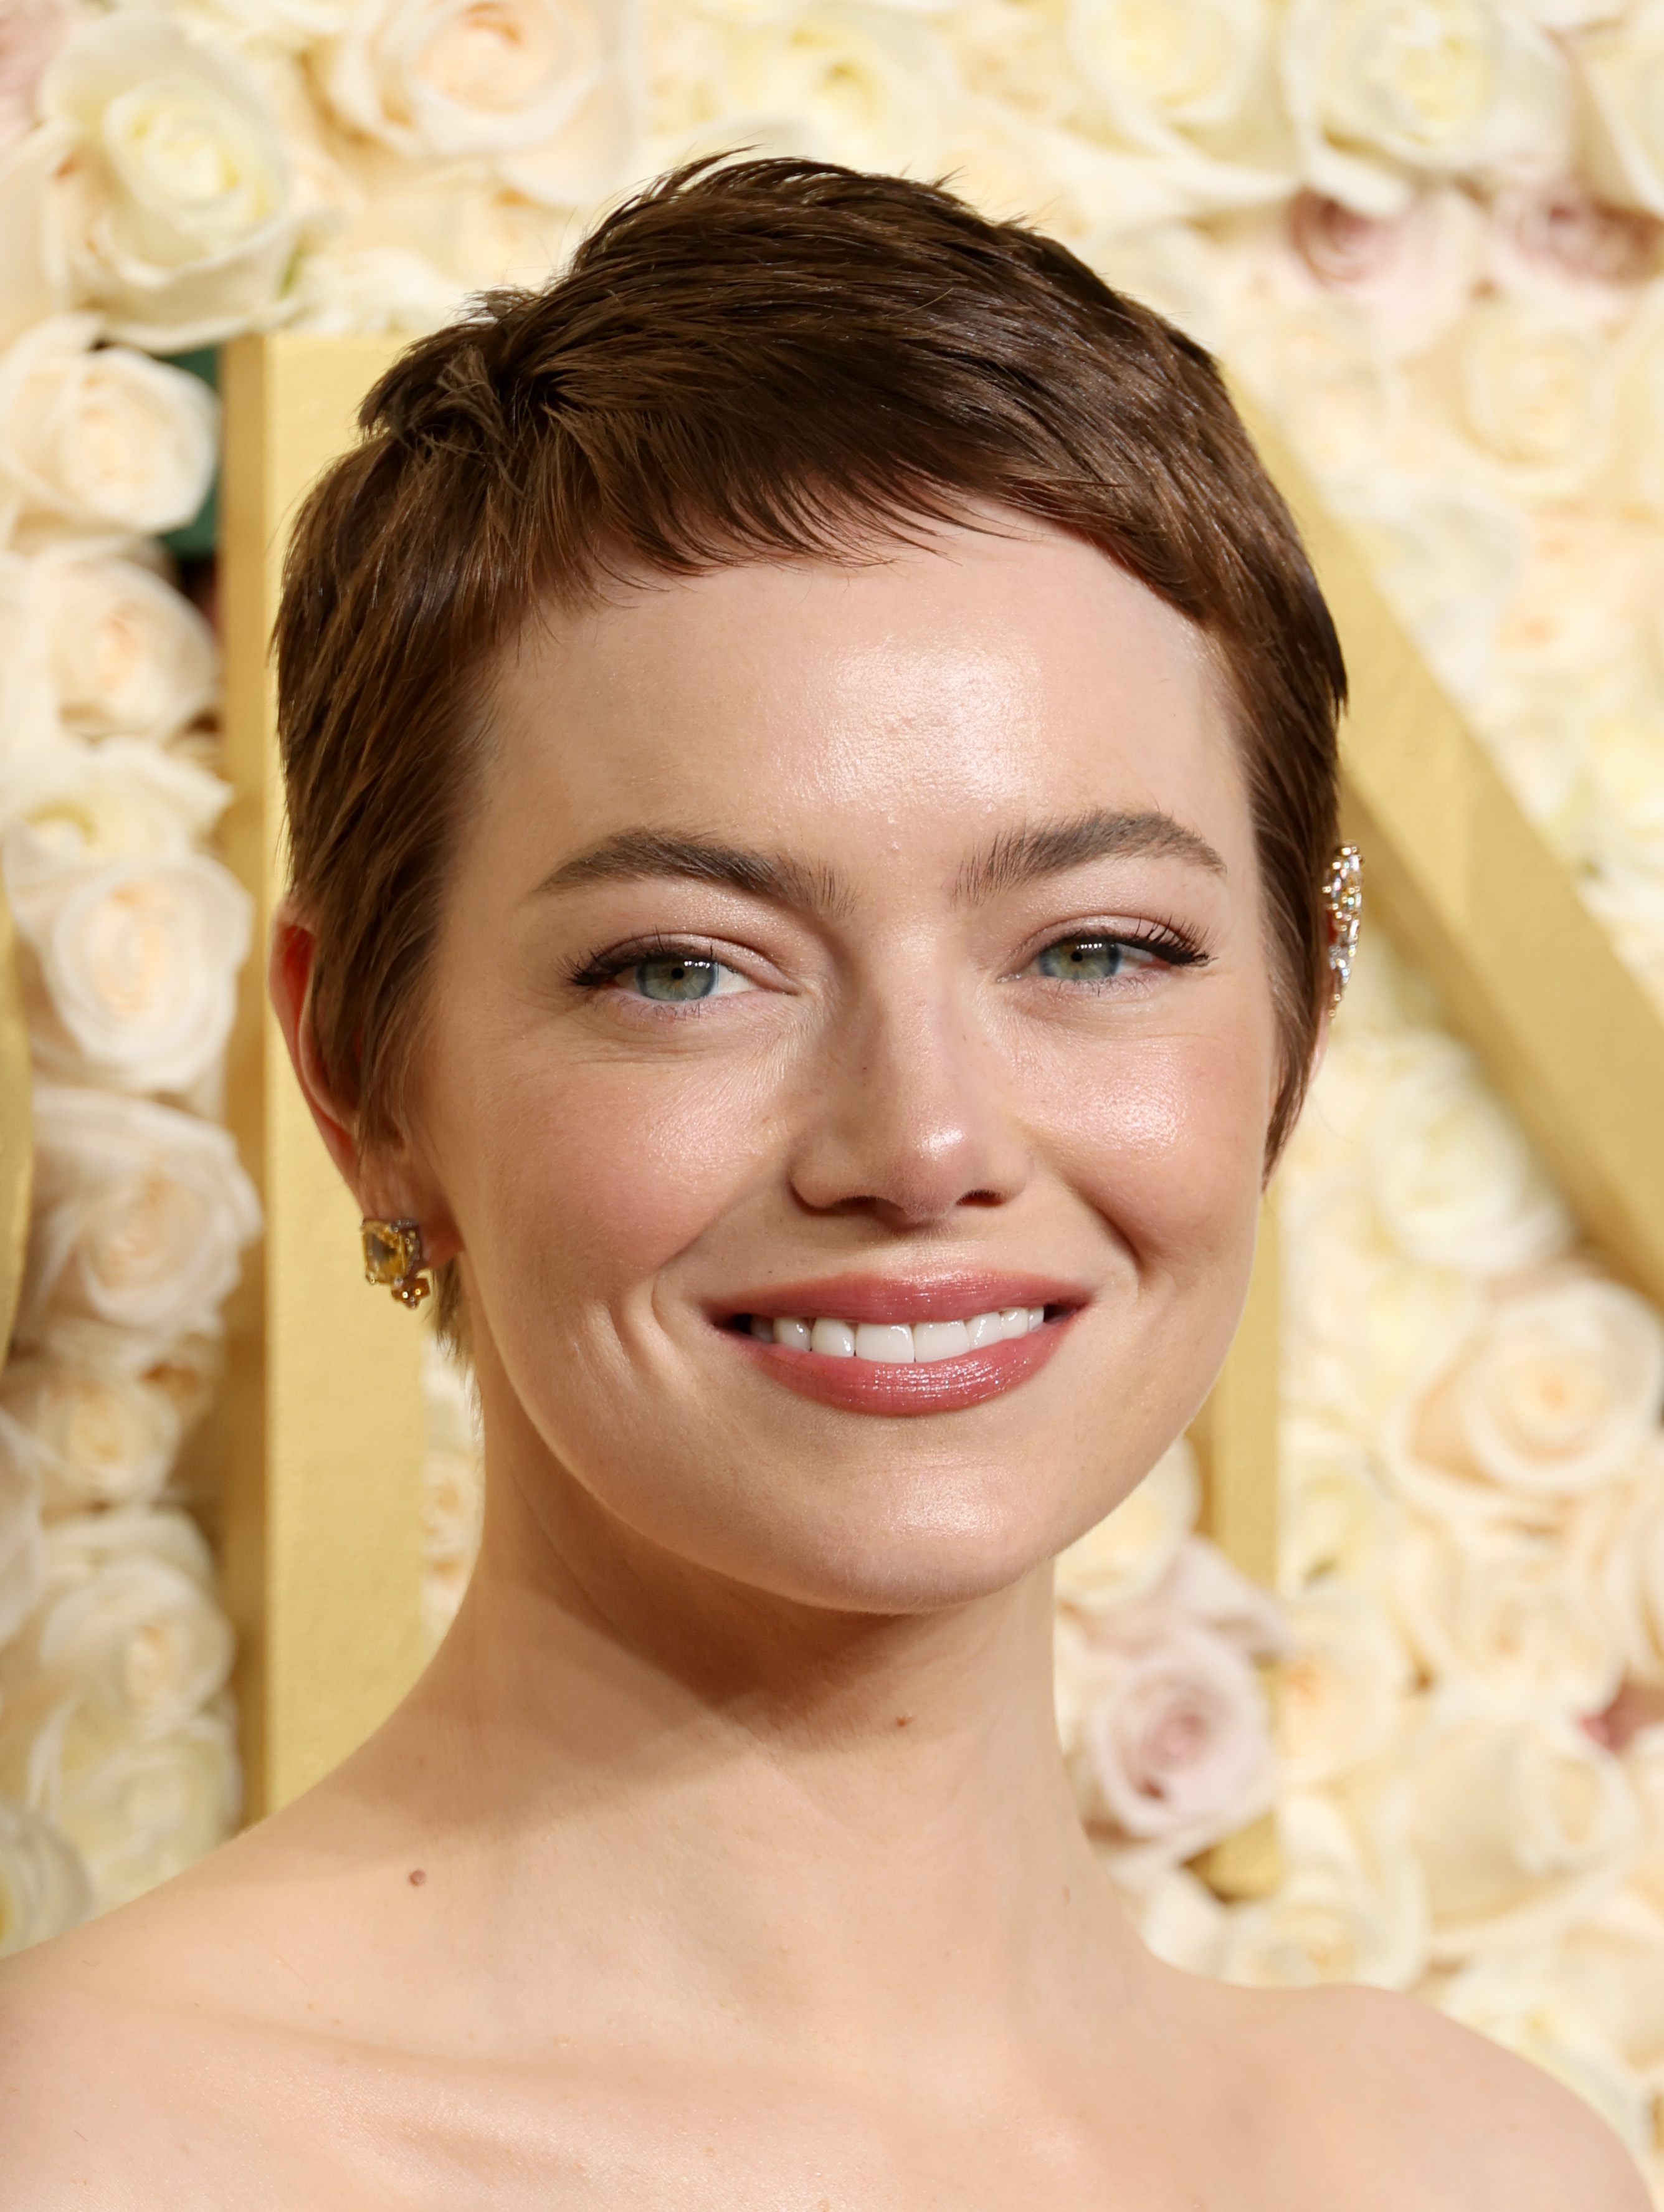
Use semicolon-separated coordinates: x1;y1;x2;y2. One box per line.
1191;1194;1281;1898
1239;393;1664;1311
221;333;426;1817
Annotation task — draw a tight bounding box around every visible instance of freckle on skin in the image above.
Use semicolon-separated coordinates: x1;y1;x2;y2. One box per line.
409;1868;427;1885
895;1714;912;1728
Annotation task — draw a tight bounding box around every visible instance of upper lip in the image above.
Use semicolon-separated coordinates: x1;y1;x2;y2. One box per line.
719;1270;1090;1325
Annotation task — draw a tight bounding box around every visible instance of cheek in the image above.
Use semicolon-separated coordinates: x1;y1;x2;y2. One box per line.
437;1038;781;1299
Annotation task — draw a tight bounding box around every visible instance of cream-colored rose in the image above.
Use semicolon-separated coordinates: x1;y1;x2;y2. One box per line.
1448;293;1615;503
1278;1588;1412;1786
1280;1419;1401;1595
1488;182;1660;317
0;1797;91;1957
34;550;217;745
1392;1513;1624;1714
1365;1034;1571;1274
1453;1278;1664;1498
0;0;85;150
1439;1950;1654;2156
1409;1702;1642;1957
1054;1438;1200;1616
321;0;636;204
0;116;70;358
1228;292;1401;484
1601;1452;1664;1685
1072;1616;1275;1861
1215;1787;1430;1990
1329;475;1524;704
717;4;957;176
5;832;252;1096
22;1085;260;1343
1070;0;1267;141
0;551;57;768
1280;0;1571;219
0;737;229;864
290;243;468;334
0;1442;44;1646
1579;1;1664;219
54;1700;239;1909
0;314;216;536
1494;508;1661;674
39;11;307;350
0;1353;181;1514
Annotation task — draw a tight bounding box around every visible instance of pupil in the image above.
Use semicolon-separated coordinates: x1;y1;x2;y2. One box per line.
639;956;716;1001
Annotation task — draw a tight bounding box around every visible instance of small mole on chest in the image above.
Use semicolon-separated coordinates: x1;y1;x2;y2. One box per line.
408;1868;427;1886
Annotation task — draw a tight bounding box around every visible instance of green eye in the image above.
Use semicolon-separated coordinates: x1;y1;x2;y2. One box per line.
1034;937;1132;982
634;955;721;1001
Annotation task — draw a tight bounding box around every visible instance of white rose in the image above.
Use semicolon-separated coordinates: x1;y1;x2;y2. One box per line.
0;1;86;152
1280;1419;1402;1594
34;549;217;745
0;314;216;537
0;551;58;765
0;1352;181;1513
1579;1;1664;219
1453;1279;1664;1499
1447;294;1615;505
288;244;468;335
0;1796;92;1958
1280;0;1571;218
1365;1034;1571;1274
54;1700;238;1909
1392;1512;1624;1714
0;736;229;862
1327;475;1525;705
0;1442;44;1647
1071;1615;1275;1862
22;1085;260;1343
5;832;252;1096
1601;1452;1664;1685
717;4;957;176
321;0;636;204
1054;1437;1200;1615
39;11;307;350
1409;1701;1642;1958
1438;1950;1654;2157
1214;1786;1430;1990
1227;292;1401;485
1278;1588;1412;1786
1069;0;1268;142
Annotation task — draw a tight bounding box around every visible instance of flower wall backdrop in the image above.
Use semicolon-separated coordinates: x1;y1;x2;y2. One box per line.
5;0;1664;2183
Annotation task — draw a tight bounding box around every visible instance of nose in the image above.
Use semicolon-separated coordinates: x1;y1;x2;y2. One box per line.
786;974;1029;1226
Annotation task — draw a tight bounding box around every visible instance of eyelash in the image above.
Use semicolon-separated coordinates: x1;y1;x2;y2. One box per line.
568;923;1207;996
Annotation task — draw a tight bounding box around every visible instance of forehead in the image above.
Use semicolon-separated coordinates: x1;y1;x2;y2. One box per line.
485;521;1247;863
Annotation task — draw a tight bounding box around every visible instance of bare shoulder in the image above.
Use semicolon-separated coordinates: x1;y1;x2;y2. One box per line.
1249;1982;1652;2212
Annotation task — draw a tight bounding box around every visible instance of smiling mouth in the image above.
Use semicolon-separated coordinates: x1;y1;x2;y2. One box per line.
733;1305;1055;1363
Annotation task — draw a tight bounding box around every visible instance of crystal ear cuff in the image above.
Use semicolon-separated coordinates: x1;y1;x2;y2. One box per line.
361;1218;432;1308
1323;844;1362;1011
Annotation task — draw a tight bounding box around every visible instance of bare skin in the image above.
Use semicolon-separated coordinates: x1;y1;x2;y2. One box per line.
0;522;1647;2209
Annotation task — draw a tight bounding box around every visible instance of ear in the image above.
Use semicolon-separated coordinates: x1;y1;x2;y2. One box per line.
267;901;460;1266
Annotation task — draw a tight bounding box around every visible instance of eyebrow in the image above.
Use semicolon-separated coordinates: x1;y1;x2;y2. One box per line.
531;808;1224;915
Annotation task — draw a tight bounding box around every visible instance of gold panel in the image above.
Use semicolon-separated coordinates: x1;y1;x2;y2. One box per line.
221;333;423;1818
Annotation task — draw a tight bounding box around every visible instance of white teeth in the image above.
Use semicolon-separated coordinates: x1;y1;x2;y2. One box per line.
754;1306;1051;1360
914;1320;971;1362
855;1322;915;1363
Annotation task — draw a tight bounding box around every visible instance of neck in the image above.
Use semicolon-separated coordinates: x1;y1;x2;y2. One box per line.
381;1429;1144;2055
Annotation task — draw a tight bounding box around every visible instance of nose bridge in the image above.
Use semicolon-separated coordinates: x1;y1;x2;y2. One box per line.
789;954;1024;1221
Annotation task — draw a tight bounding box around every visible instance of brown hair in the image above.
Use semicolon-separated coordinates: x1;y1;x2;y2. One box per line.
277;158;1344;1328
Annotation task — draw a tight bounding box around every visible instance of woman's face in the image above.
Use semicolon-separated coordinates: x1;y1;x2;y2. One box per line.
412;520;1282;1611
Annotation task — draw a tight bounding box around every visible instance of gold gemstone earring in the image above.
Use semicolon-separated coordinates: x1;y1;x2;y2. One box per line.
1323;844;1362;1011
360;1218;432;1309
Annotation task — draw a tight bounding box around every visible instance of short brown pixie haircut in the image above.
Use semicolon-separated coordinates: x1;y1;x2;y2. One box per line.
278;157;1344;1321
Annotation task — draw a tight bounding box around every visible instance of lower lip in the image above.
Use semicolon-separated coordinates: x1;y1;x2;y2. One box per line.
732;1315;1073;1416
